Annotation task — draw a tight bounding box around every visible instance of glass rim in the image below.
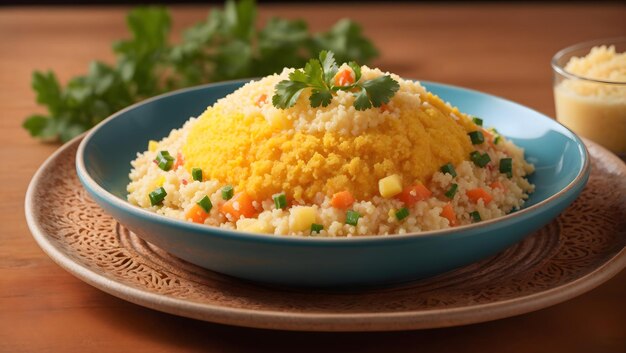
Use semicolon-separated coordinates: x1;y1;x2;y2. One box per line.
551;37;626;86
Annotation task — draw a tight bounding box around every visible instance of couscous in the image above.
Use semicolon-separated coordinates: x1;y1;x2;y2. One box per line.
127;52;534;236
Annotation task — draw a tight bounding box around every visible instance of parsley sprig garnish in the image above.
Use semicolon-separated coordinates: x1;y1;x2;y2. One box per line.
272;51;399;111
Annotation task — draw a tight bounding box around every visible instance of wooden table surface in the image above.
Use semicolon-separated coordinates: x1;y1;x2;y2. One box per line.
1;4;625;352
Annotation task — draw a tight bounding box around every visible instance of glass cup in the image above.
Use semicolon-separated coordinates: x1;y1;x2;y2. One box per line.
552;37;626;158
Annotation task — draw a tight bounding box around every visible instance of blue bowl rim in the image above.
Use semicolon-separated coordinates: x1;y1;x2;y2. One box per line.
76;78;590;244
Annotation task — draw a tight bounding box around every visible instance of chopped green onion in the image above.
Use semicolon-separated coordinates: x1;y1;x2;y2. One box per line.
440;163;457;177
149;187;167;206
468;131;485;145
395;207;409;221
470;151;491;167
197;195;212;213
494;136;501;145
472;117;483;126
499;158;513;178
469;211;481;222
221;185;234;200
310;223;324;234
346;210;361;226
191;168;203;182
155;151;174;171
273;193;287;209
445;183;458;199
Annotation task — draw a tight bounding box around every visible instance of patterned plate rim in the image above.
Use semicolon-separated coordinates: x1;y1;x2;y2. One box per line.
25;136;626;331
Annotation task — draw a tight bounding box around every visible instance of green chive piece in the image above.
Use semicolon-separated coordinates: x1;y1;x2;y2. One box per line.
499;158;513;178
197;195;212;213
310;223;324;235
445;183;458;199
346;210;361;226
191;168;203;182
155;151;174;171
470;151;491;167
395;207;409;221
440;163;457;177
470;211;481;222
221;185;234;200
472;117;483;126
273;193;287;209
468;131;485;145
494;136;501;145
149;187;167;206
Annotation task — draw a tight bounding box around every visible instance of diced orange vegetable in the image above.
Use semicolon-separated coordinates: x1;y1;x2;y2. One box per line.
380;103;391;112
441;203;457;226
173;152;184;170
220;192;257;220
490;181;504;190
335;69;355;86
466;188;493;204
255;94;267;107
330;191;355;209
186;204;208;224
397;184;433;206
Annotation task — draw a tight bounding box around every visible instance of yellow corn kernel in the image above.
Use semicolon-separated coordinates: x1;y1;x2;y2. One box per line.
155;175;166;187
148;140;159;152
388;208;396;219
379;174;402;198
289;206;317;232
237;218;272;233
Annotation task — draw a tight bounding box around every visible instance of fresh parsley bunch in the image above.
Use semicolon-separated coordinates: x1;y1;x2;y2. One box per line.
24;0;379;142
273;51;399;111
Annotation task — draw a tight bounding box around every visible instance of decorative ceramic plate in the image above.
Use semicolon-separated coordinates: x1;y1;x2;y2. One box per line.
26;137;626;331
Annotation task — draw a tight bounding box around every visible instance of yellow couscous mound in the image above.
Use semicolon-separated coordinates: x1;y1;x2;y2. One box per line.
183;92;475;202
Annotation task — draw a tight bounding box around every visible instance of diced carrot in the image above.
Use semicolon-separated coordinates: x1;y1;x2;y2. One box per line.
181;179;188;185
466;188;493;204
335;69;355;86
255;94;267;107
173;152;184;170
220;192;257;220
441;203;457;226
490;181;504;190
397;184;433;206
186;204;208;224
330;191;355;209
380;103;391;112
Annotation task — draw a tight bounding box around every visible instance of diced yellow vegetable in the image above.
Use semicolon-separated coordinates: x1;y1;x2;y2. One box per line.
379;174;402;198
388;208;396;219
237;218;272;233
148;140;159;152
289;206;317;232
155;175;166;187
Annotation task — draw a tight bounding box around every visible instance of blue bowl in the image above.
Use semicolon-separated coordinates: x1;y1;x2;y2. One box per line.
76;79;590;287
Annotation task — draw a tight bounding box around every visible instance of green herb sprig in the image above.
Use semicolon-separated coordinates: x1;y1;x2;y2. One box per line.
24;0;379;143
272;50;399;111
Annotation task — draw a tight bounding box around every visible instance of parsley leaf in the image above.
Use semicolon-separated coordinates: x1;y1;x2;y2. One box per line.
320;51;338;86
24;1;380;143
312;19;378;65
272;50;399;111
272;80;308;109
359;75;400;108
